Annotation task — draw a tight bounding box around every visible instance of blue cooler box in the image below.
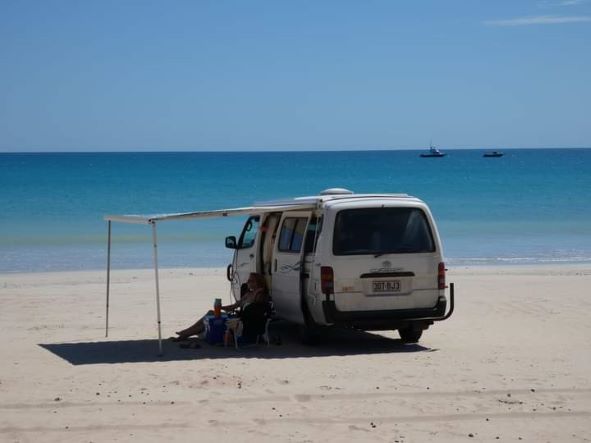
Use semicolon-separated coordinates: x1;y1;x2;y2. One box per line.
205;315;227;345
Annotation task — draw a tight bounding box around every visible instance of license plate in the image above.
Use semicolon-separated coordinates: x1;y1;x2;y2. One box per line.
372;280;401;293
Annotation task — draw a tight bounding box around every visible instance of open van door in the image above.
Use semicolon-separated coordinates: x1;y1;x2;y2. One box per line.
230;216;260;298
271;212;310;324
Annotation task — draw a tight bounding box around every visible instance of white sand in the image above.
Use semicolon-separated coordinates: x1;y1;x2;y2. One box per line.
1;265;591;442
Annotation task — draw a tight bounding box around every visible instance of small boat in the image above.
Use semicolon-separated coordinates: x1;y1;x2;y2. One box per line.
420;144;446;158
483;151;504;158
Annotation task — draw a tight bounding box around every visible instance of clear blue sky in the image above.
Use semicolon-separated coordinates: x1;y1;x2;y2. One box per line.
1;0;590;151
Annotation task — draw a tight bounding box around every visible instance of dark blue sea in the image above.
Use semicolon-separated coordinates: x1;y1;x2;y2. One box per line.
1;149;590;272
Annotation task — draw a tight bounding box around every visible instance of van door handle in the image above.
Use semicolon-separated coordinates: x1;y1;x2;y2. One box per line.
249;254;254;258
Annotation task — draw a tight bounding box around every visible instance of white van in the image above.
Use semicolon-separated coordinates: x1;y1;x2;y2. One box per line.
225;188;454;343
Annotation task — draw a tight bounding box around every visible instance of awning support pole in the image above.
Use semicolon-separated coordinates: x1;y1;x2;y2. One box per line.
105;220;112;337
151;221;163;355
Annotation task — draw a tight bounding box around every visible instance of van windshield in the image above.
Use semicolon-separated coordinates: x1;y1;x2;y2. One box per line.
333;208;435;256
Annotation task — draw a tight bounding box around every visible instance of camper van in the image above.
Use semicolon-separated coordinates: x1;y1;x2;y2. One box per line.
224;188;454;343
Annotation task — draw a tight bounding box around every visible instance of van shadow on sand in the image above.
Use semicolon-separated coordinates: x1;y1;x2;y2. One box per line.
39;322;433;365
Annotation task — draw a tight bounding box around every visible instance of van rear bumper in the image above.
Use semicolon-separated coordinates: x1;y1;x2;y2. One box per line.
322;283;455;330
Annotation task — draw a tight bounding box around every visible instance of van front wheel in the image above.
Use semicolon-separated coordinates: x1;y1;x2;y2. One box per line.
398;326;422;343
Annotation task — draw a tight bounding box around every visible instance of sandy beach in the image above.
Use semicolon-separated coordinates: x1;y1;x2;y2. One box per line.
1;265;590;442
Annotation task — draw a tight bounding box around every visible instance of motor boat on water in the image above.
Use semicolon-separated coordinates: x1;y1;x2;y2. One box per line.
483;151;504;158
420;144;446;158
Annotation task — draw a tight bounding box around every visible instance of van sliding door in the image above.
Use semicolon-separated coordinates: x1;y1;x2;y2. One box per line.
271;212;309;325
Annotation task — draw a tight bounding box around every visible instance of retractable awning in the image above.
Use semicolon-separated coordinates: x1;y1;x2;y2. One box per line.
105;203;317;224
104;202;316;354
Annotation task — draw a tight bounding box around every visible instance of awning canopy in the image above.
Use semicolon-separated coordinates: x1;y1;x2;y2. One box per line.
104;203;317;224
104;201;317;354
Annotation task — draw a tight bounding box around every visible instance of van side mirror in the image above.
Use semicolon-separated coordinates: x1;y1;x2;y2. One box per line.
225;236;237;249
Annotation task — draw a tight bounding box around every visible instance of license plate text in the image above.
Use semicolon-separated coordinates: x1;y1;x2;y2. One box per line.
372;280;401;293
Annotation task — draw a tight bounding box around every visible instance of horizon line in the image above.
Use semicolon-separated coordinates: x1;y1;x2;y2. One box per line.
1;146;590;154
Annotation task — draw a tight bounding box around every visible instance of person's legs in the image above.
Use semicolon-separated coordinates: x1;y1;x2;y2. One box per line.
175;321;202;339
175;311;213;339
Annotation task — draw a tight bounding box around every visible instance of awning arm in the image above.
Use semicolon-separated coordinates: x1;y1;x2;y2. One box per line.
151;221;163;355
104;219;163;355
105;220;111;337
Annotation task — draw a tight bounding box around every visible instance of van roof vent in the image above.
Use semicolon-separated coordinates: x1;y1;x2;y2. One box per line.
320;188;354;196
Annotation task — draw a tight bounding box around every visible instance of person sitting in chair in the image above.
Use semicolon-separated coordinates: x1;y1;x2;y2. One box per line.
224;290;271;347
173;272;269;341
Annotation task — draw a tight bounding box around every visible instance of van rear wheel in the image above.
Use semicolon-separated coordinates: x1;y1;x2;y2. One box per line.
398;326;422;343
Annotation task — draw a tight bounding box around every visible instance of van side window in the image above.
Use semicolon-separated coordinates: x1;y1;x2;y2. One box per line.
238;216;260;249
278;217;308;253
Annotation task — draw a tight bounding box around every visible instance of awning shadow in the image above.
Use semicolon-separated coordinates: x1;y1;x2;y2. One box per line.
39;323;433;365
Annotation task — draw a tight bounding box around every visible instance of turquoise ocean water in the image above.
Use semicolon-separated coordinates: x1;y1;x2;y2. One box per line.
1;149;590;272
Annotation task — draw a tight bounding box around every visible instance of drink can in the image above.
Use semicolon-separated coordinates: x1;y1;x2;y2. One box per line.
214;298;222;317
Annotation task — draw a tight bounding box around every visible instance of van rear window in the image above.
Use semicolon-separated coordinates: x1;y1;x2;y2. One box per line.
333;208;435;256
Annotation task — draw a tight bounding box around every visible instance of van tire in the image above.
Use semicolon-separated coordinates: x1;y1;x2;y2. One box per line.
398;327;422;343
